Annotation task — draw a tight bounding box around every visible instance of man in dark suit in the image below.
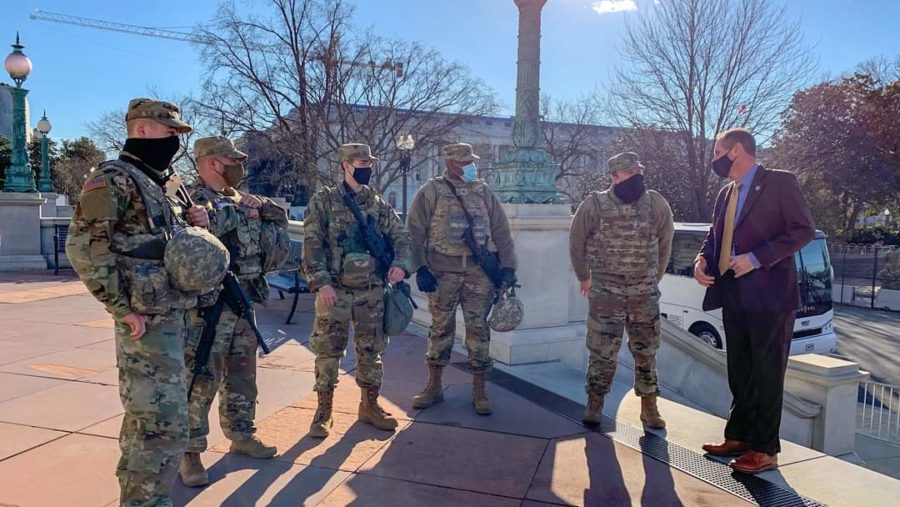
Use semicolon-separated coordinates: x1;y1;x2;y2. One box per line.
693;128;815;474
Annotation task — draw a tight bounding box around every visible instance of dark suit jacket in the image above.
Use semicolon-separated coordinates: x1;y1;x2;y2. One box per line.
699;166;815;313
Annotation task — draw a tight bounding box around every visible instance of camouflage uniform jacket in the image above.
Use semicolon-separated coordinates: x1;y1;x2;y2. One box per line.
569;188;674;283
406;173;517;273
65;156;197;319
303;183;412;292
189;184;288;281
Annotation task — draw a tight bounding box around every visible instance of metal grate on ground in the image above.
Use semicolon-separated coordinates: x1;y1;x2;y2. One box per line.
452;362;826;507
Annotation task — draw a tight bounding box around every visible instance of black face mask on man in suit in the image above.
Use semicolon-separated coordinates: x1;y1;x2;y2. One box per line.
711;153;734;178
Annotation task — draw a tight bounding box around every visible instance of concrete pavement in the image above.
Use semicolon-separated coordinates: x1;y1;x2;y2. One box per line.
1;272;898;506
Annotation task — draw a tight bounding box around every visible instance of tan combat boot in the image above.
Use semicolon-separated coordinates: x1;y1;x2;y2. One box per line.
230;435;277;459
178;452;209;487
472;372;492;415
358;387;399;431
309;389;334;439
411;365;444;409
582;394;604;426
640;395;666;429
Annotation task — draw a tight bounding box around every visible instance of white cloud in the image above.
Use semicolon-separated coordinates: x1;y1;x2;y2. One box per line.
591;0;638;15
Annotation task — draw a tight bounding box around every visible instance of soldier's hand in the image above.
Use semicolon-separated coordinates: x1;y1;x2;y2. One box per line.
580;278;592;298
693;257;715;287
319;285;337;307
501;267;517;289
240;194;263;209
186;205;210;228
122;312;148;340
387;267;405;284
416;266;438;293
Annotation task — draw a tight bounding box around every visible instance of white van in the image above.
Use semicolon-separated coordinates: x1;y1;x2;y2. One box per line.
659;223;836;355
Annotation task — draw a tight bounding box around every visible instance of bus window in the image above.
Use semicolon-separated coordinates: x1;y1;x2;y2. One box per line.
796;237;833;317
667;231;706;277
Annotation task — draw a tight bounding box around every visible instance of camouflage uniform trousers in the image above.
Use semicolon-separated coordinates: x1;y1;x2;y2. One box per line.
311;285;388;392
585;277;661;397
115;310;190;507
184;309;259;453
426;267;495;373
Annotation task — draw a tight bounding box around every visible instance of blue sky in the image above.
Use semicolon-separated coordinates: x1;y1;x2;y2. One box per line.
2;0;898;141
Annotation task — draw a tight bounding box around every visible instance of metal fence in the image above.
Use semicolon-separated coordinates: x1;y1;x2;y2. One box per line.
829;243;899;311
857;380;900;443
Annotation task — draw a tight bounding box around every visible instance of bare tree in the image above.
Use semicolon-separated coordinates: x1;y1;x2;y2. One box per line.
540;95;617;202
604;0;814;221
196;0;497;195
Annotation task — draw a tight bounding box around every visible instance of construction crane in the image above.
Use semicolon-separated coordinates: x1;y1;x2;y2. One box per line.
29;9;404;77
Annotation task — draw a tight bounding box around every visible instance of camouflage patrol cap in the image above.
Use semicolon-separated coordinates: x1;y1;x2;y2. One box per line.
338;143;379;161
125;98;192;133
194;136;248;161
164;227;230;293
607;152;645;174
489;287;524;332
442;143;480;162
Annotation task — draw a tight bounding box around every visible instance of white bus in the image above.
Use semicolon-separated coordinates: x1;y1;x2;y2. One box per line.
659;223;836;355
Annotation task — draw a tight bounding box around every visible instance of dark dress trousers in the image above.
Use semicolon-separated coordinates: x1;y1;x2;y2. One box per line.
698;166;815;455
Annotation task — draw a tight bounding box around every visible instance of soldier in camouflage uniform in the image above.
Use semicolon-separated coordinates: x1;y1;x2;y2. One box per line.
569;152;674;428
66;99;211;507
406;143;517;415
178;136;288;487
303;143;411;438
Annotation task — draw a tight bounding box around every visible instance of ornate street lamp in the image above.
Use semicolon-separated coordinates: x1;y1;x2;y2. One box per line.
34;111;52;192
395;134;415;216
2;32;36;192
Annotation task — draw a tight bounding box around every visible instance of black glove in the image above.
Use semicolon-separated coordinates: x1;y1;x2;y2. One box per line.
416;266;438;293
501;267;517;288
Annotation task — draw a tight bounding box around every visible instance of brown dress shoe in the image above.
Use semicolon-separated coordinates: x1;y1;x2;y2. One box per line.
730;450;778;474
702;439;751;457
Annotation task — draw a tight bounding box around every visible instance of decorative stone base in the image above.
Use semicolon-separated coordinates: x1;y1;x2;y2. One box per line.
491;148;563;204
0;254;49;270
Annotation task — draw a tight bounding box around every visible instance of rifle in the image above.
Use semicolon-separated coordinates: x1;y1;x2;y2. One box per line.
442;179;505;289
341;186;395;279
179;186;271;401
340;185;418;310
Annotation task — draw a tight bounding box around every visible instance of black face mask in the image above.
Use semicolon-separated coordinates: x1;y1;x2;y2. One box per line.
123;136;181;172
613;173;646;204
711;153;734;178
353;167;373;185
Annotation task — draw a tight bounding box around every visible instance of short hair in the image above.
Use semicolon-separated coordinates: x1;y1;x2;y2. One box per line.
716;128;756;157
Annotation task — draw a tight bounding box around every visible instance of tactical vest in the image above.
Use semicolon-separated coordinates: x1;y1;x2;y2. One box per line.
101;160;196;314
586;190;659;282
194;186;263;279
428;177;496;257
324;185;382;289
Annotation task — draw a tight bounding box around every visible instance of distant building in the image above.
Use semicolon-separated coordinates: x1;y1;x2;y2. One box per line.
243;105;623;207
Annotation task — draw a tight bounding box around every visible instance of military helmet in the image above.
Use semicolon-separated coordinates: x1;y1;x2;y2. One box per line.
489;287;524;332
164;227;230;293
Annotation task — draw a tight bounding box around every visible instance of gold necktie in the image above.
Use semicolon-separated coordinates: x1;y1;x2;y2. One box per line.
719;182;740;275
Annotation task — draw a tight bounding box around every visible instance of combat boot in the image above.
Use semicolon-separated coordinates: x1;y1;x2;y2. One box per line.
358;387;399;431
411;365;444;409
309;389;334;439
640;395;666;429
472;372;492;415
582;394;604;426
178;452;209;487
230;435;277;459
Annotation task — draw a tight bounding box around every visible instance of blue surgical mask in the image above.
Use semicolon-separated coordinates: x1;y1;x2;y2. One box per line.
461;163;478;183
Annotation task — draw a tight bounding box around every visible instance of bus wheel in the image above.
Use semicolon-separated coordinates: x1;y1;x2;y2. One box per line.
689;322;722;349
